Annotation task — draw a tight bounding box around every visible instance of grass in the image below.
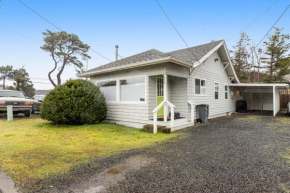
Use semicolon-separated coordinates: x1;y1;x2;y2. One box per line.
0;118;178;185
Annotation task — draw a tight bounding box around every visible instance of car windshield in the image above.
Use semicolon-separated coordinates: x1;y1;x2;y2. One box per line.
35;96;44;101
0;91;25;98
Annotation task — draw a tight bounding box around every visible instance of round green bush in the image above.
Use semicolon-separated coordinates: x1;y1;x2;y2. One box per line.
40;79;107;125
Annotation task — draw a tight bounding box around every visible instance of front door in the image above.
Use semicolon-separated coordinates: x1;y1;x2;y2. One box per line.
157;75;164;116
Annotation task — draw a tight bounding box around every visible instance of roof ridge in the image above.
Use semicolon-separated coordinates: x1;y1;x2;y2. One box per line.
166;40;224;54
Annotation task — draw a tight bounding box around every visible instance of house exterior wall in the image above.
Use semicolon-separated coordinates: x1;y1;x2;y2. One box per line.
190;51;235;119
168;76;188;119
90;63;189;124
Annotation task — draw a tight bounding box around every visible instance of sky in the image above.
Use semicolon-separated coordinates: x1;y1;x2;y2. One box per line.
0;0;289;90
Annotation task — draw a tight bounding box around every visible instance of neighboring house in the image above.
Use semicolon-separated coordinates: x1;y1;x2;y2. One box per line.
78;40;288;132
35;90;51;96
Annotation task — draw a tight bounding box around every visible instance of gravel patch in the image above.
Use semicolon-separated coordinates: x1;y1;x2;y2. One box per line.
107;114;290;193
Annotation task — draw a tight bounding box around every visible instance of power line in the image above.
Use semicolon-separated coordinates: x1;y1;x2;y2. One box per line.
0;24;40;45
16;0;113;62
255;2;290;48
155;0;195;57
227;0;279;42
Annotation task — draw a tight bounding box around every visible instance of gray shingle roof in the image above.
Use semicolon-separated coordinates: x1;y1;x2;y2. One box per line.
85;40;223;73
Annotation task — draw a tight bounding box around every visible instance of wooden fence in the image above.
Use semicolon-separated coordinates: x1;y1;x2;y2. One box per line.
280;89;290;108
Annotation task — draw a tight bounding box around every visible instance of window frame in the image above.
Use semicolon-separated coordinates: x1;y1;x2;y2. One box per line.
97;75;147;104
98;79;117;102
194;77;206;96
224;84;229;99
214;82;219;100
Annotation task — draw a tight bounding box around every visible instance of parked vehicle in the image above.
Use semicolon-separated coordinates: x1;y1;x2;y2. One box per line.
0;90;32;117
287;101;290;115
31;95;45;114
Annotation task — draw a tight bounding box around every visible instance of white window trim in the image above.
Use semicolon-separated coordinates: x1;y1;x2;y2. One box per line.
97;75;147;104
214;82;219;100
97;79;117;102
194;77;206;96
224;83;229;100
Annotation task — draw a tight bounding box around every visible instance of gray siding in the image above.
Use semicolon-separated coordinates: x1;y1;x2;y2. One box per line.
190;52;235;118
168;76;188;119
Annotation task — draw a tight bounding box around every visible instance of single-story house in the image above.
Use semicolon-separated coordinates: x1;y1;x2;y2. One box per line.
35;90;51;96
78;40;288;133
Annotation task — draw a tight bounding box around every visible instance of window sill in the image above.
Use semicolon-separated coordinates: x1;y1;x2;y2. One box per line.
193;94;207;96
107;101;147;105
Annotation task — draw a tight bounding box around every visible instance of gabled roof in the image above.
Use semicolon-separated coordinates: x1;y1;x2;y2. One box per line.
79;40;223;76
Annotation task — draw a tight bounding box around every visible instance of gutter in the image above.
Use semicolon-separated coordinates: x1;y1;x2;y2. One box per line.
77;57;192;77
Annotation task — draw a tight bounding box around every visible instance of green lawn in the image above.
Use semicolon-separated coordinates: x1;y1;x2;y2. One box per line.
0;118;178;185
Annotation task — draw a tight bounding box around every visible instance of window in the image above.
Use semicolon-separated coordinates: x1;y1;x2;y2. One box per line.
157;77;164;96
120;77;145;102
195;78;206;95
99;81;116;101
225;85;228;99
215;83;219;99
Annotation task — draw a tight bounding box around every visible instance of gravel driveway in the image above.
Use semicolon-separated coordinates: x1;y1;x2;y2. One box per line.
107;114;290;193
18;113;290;193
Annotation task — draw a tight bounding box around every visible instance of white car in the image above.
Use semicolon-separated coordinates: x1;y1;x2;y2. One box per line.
0;90;32;117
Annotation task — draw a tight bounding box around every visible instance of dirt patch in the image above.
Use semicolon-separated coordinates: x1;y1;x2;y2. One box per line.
106;166;128;175
48;155;154;193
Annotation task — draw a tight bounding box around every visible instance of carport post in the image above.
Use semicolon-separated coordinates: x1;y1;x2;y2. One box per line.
273;86;276;117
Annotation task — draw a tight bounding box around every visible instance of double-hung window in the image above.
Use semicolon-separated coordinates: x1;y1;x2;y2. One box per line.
99;81;117;102
215;83;219;99
120;77;145;102
195;78;206;95
225;85;229;99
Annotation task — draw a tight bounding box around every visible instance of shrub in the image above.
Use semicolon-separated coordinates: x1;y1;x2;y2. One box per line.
40;79;107;125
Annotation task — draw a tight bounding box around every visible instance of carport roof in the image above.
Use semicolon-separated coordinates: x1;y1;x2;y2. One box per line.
229;83;289;88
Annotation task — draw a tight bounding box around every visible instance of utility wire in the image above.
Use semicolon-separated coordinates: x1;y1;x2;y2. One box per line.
0;24;40;45
227;0;279;42
155;0;196;57
16;0;113;62
255;2;290;48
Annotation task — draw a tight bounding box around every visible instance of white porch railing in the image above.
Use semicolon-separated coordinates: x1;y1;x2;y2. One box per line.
152;100;175;134
187;100;195;123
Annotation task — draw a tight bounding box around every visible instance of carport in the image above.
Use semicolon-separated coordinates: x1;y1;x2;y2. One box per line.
229;83;289;116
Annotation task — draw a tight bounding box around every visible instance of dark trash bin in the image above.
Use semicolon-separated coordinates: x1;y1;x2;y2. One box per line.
236;100;247;113
196;104;209;123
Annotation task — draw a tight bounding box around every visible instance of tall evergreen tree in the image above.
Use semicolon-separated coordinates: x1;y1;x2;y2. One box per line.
261;27;290;82
231;32;250;82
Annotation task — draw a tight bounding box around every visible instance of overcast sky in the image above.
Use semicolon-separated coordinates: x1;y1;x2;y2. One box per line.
0;0;289;90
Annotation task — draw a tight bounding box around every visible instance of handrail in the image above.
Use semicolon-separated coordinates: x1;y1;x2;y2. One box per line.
187;100;195;123
153;100;175;113
152;100;175;134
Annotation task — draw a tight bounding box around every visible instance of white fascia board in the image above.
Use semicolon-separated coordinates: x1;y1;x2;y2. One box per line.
229;83;289;88
77;57;192;77
223;41;240;83
192;41;224;68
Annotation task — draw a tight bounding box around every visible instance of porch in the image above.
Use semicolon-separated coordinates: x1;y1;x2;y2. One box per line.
147;74;194;133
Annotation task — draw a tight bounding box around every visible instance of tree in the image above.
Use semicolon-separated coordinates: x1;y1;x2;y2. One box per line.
41;30;90;87
261;27;290;82
12;67;35;97
0;65;13;89
231;32;251;82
